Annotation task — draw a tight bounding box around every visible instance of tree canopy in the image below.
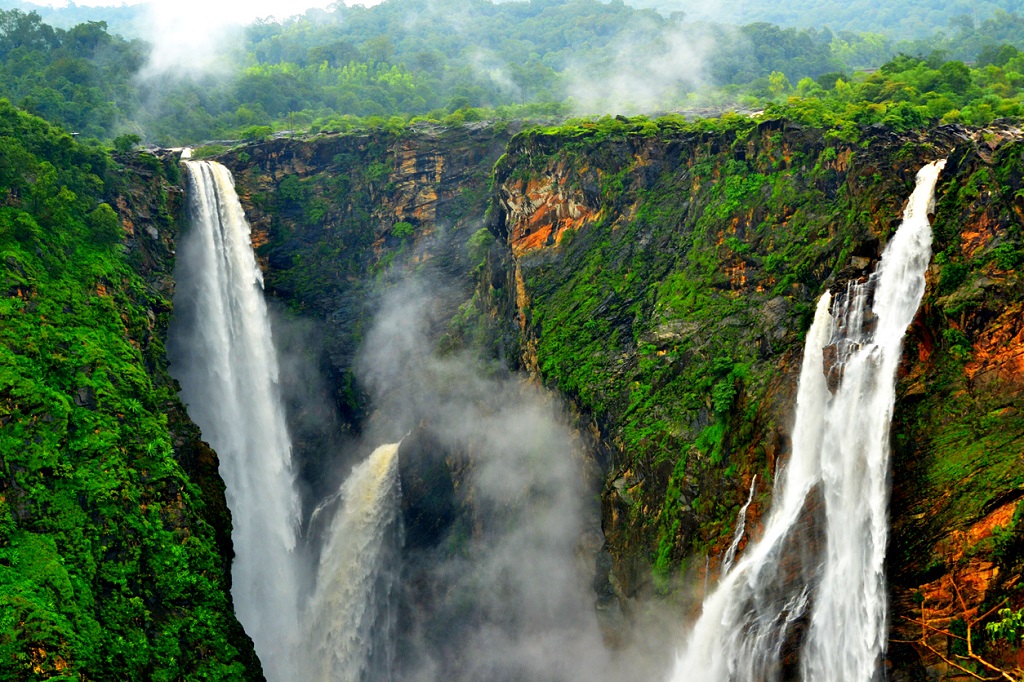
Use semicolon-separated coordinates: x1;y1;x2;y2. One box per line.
1;0;1024;145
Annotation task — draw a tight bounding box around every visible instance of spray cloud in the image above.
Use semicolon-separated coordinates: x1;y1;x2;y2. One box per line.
344;274;677;681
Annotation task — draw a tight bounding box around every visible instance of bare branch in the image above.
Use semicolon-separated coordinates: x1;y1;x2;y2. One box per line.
917;640;997;681
900;614;966;641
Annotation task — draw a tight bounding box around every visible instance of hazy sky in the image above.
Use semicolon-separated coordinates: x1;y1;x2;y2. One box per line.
34;0;350;23
29;0;358;75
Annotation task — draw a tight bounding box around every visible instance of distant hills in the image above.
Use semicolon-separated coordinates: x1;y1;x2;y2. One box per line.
626;0;1024;38
0;0;145;37
4;0;1023;41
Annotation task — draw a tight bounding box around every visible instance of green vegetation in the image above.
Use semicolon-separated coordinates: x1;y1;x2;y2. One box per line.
0;0;144;36
987;608;1024;645
112;133;141;155
1;0;1023;673
498;113;938;575
392;221;415;239
4;0;1024;145
0;100;256;679
633;0;1020;41
0;10;145;139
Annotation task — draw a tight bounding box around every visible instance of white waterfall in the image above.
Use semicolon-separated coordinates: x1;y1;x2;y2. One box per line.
721;475;757;578
169;160;302;681
305;443;402;682
670;160;946;681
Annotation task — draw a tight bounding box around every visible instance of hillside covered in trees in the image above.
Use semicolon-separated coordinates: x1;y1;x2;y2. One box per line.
631;0;1023;40
2;0;1024;145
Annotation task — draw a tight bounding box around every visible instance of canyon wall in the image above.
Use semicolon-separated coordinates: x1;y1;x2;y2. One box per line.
224;118;1023;677
487;119;1024;677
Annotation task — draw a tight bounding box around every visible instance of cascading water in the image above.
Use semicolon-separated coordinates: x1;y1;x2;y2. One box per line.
671;160;946;682
721;475;757;578
168;160;302;681
305;443;402;682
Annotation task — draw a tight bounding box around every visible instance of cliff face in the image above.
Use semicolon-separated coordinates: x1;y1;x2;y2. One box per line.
215;118;1023;677
0;101;260;682
887;130;1024;678
215;127;515;547
109;152;263;679
487;120;1024;675
220;122;512;450
489;120;944;592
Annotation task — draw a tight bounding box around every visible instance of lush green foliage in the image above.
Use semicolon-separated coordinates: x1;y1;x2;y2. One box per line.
498;116;939;578
765;50;1024;129
7;0;1024;145
987;608;1024;644
887;139;1024;622
0;10;145;139
0;0;144;37
0;100;254;679
633;0;1020;40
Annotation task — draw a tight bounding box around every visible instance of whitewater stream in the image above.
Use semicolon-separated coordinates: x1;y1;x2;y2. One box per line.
168;153;945;682
169;160;302;680
670;160;946;682
170;160;405;682
305;442;402;682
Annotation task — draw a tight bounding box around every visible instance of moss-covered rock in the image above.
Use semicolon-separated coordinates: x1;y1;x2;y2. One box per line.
487;118;1024;672
0;102;260;680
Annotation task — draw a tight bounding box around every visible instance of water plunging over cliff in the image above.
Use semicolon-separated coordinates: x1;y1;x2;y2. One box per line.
305;443;402;682
670;160;946;682
168;160;302;681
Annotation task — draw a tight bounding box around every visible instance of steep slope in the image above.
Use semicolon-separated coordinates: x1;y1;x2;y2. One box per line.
486;117;1024;674
0;103;260;680
488;117;948;593
213;117;1024;677
219;122;513;495
887;129;1024;678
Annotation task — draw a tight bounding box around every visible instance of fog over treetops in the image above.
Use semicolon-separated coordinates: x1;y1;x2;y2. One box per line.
1;0;1024;144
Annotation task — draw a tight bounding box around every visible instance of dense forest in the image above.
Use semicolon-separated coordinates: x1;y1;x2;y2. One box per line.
0;0;144;36
2;0;1024;145
0;100;260;679
631;0;1024;39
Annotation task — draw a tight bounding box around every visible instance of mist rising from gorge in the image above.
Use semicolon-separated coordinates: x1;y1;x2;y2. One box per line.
348;277;680;680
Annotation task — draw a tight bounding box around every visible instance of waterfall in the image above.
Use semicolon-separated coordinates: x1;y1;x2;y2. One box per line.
305;443;402;682
670;160;945;682
168;160;301;681
721;475;757;578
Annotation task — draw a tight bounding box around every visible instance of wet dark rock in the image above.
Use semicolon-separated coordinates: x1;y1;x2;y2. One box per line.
397;428;458;550
73;386;95;408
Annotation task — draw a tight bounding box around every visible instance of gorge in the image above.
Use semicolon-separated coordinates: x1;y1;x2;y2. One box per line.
2;104;1023;680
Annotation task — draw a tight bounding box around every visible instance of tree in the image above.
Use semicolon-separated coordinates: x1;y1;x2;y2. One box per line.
392;221;414;239
87;202;122;245
899;572;1022;682
768;70;792;99
112;133;140;154
939;60;972;94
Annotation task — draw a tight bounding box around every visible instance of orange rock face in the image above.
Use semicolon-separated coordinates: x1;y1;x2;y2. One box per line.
893;499;1021;676
965;302;1024;388
960;209;1002;260
391;141;445;224
502;166;598;256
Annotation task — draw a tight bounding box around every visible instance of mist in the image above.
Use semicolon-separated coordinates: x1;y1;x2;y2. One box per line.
565;17;730;115
343;276;678;681
135;0;336;77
